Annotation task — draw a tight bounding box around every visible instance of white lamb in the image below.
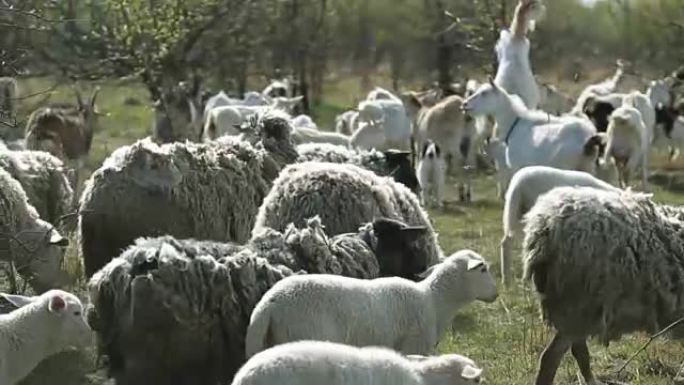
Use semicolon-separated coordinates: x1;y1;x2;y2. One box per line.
463;79;603;196
603;104;649;189
245;250;497;358
499;165;620;286
232;340;483;385
494;0;544;109
417;141;447;208
0;290;92;385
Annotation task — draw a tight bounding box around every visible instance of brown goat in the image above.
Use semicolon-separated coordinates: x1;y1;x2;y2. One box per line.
24;87;100;200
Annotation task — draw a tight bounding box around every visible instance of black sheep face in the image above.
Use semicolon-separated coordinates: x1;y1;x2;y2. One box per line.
384;150;420;193
370;217;429;281
583;99;615;133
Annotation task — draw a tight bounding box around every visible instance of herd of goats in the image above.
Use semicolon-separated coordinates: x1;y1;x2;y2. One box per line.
1;0;684;385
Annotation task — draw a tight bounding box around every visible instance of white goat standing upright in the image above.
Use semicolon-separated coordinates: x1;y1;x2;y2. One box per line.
494;0;545;110
463;79;603;195
603;104;649;190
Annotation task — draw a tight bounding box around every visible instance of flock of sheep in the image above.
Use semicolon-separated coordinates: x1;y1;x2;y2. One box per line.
2;0;684;384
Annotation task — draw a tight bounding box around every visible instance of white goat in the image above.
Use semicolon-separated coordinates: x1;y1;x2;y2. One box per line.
233;340;483;385
572;60;626;115
355;88;412;150
417;141;447;208
245;250;497;358
463;79;603;195
335;110;360;135
603;104;649;189
499;166;620;286
494;0;544;109
0;290;92;385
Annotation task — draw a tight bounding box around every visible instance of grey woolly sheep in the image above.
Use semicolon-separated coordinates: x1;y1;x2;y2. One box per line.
522;186;684;385
0;167;69;293
295;143;419;192
86;215;433;385
0;150;74;229
79;112;298;277
252;162;443;266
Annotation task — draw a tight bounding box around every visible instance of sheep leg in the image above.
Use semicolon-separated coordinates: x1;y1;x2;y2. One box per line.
570;340;599;385
500;235;513;287
535;332;571;385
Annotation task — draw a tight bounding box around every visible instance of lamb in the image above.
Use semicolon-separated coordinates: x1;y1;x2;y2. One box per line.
245;250;497;358
291;125;352;147
581;91;655;143
79;112;298;277
603;104;649;189
416;141;447;208
86;213;435;385
493;0;544;109
521;186;684;385
24;87;100;194
295;143;419;192
354;88;412;150
0;149;74;229
232;340;483;385
0;167;69;293
0;289;92;385
335;110;360;135
499;166;620;286
252;162;443;266
463;78;603;196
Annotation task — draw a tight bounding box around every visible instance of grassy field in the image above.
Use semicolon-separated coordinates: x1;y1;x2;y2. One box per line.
9;73;684;385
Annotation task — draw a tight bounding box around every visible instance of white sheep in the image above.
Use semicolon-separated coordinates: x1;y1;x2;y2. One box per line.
499;166;620;286
355;89;412;150
603;104;649;189
463;79;603;196
233;340;483;385
202;105;243;141
0;289;92;385
494;0;544;109
291;125;351;147
245;250;498;357
417;141;447;208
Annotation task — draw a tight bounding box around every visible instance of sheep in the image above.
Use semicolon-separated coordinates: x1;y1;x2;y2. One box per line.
416;141;447;208
493;0;544;109
335;110;360;135
463;79;603;196
355;88;412;150
603;104;649;189
0;149;74;229
245;250;497;357
521;186;684;385
202;91;271;125
79;112;298;277
24;87;100;195
0;167;69;293
291;125;352;147
202;105;244;141
295;143;419;192
0;289;92;385
252;162;443;266
86;214;434;385
232;340;483;385
499;166;620;287
580;91;655;143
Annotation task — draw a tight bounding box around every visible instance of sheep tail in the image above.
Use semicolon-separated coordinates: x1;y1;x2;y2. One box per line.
244;305;273;358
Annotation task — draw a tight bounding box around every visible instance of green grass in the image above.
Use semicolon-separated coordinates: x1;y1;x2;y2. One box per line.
10;75;684;385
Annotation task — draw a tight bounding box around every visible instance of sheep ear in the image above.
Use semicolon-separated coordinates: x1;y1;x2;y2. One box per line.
48;294;67;313
1;293;36;308
49;232;69;247
467;259;485;271
461;364;483;380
